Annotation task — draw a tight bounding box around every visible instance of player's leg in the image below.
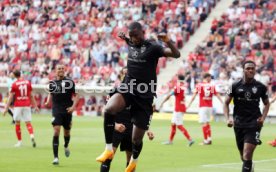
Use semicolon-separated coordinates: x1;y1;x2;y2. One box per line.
199;108;211;145
52;125;61;165
23;107;36;147
126;125;146;172
13;107;22;147
63;114;72;158
241;128;261;172
163;112;177;144
205;108;213;142
175;112;194;146
52;114;63;165
125;96;152;172
96;93;126;162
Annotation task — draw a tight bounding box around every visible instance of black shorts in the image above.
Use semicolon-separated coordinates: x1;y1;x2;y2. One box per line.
234;127;262;151
52;113;72;130
120;92;153;130
113;130;132;152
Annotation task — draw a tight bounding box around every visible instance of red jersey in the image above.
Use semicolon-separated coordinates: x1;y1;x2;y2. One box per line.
11;79;32;107
173;83;186;112
196;82;216;107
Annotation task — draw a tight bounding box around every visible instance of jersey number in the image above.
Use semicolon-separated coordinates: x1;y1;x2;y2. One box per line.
19;84;27;97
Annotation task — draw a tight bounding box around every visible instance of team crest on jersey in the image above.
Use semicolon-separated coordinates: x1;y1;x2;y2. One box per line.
132;50;139;58
141;45;146;53
252;86;257;94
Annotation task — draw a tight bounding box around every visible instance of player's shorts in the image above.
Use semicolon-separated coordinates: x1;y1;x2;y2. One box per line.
113;130;132;152
52;113;72;130
13;107;32;122
171;112;184;125
198;107;213;123
118;92;153;130
234;127;262;151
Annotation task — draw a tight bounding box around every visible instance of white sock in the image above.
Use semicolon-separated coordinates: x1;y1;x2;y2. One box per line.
130;156;138;163
30;134;34;139
105;144;113;151
207;137;212;141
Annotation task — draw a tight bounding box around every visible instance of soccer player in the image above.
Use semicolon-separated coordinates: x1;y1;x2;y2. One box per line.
45;64;79;165
224;60;270;172
159;74;194;146
100;106;154;172
3;70;39;147
96;21;180;172
186;73;223;145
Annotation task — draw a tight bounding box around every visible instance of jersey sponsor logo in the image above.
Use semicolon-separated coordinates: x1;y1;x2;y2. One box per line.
238;88;244;92
252;86;257;94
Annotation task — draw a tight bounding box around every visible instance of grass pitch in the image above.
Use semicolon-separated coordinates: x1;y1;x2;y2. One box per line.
0;114;276;172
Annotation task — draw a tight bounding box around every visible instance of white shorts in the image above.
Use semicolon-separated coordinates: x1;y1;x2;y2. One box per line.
13;107;32;122
198;107;213;123
171;112;184;125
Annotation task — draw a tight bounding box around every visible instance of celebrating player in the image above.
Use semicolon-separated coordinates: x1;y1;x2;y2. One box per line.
3;70;39;147
224;60;270;172
45;64;79;165
159;74;194;146
96;21;180;172
186;73;223;145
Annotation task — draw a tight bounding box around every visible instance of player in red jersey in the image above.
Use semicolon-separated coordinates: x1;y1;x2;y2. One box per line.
3;70;39;147
159;75;194;146
186;73;223;145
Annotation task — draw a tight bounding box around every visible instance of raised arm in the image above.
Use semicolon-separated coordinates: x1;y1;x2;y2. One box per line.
157;33;180;58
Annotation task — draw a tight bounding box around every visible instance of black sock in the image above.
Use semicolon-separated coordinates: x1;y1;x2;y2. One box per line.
104;113;115;143
132;142;143;159
242;160;252;172
53;136;59;158
64;136;70;148
100;159;112;172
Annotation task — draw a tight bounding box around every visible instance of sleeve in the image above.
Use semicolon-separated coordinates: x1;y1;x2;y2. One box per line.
261;85;269;101
227;83;236;97
11;83;16;93
153;43;165;59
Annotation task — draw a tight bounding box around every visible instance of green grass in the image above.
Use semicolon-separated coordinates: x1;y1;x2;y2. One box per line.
0;114;276;172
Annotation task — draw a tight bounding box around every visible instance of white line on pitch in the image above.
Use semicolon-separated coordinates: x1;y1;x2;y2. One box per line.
202;158;276;167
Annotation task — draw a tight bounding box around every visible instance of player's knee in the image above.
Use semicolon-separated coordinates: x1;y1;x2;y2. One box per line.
243;150;253;160
132;137;142;145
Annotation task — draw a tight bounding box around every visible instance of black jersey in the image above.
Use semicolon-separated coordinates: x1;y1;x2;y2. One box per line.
49;77;76;114
123;40;165;98
228;79;268;128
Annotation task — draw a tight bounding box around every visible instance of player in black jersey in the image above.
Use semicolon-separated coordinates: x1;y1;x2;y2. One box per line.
224;60;270;172
96;21;180;172
100;105;154;172
45;64;79;165
100;68;154;172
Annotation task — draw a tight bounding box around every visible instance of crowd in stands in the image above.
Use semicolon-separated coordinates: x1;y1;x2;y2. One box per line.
0;0;219;114
167;0;276;97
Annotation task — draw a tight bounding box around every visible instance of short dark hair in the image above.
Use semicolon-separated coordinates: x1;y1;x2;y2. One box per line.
128;22;143;31
178;74;185;81
242;60;256;68
13;70;21;78
203;73;211;79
